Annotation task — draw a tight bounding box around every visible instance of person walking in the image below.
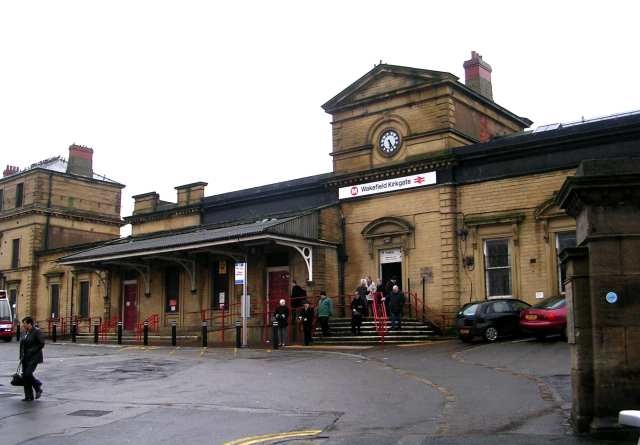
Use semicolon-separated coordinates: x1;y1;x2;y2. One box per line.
298;301;314;346
274;299;289;347
351;294;365;335
388;285;405;331
316;291;333;337
19;316;44;402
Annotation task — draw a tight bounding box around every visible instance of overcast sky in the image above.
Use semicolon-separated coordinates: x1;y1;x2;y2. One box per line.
1;1;639;235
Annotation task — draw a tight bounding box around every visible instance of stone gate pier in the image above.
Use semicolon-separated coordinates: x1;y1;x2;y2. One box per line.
558;159;640;433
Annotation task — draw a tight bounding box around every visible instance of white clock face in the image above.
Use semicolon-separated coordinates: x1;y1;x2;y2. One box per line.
379;129;401;155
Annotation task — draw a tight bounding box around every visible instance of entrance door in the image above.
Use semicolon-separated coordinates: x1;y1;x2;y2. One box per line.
212;261;229;310
123;282;138;331
380;248;403;291
267;270;290;316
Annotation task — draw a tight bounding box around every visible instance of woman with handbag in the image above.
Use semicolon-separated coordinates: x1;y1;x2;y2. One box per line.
19;316;45;402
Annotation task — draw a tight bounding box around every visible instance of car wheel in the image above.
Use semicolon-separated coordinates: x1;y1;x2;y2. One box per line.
561;325;568;340
3;337;11;342
484;326;499;342
459;335;473;343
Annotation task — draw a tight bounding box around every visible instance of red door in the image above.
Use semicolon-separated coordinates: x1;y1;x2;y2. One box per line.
123;283;138;331
268;271;290;315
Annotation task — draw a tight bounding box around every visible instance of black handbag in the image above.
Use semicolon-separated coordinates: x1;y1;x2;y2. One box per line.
10;363;23;386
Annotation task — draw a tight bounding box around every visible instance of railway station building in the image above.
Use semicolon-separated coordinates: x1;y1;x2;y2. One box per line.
3;52;640;341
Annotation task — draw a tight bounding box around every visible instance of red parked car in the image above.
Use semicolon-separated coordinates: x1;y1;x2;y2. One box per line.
519;296;567;340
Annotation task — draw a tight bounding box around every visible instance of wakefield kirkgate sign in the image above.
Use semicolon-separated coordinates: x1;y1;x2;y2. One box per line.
338;171;436;200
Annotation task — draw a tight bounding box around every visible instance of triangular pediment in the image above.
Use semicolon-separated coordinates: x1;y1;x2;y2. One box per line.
534;195;567;220
322;64;457;113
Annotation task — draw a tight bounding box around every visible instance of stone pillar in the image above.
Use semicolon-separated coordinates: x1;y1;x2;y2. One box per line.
439;185;459;327
560;247;592;432
557;159;640;432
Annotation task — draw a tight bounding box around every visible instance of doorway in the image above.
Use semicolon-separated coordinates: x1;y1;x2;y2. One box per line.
380;248;403;291
123;281;138;331
212;260;229;310
267;268;290;318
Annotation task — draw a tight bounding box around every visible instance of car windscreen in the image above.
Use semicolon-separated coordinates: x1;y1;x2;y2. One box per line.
533;296;565;310
0;300;12;321
461;303;479;316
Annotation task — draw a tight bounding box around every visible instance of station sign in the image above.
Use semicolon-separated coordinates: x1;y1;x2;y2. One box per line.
234;263;246;285
339;171;436;200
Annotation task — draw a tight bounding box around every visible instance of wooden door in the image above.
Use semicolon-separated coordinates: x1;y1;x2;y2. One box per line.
123;282;138;331
268;270;290;315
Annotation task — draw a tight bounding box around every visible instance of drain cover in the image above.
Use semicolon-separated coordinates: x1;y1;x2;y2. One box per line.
68;410;111;417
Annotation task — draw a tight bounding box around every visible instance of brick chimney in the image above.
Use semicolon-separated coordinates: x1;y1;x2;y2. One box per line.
175;182;208;206
463;51;493;100
66;144;94;177
132;192;160;214
3;165;20;177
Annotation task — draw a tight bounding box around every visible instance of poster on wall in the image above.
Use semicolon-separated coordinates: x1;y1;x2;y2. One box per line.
218;261;227;275
235;263;246;285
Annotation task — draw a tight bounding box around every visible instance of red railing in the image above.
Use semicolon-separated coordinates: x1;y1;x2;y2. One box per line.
371;292;388;343
134;314;160;342
407;291;445;333
46;317;68;336
99;316;120;342
200;300;259;343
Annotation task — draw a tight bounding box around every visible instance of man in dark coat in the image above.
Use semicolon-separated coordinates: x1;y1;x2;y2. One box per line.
19;316;44;401
388;285;405;330
291;280;306;309
297;301;314;346
351;295;365;335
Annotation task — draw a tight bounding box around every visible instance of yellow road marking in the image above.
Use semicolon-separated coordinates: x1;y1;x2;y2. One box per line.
118;346;142;351
397;340;454;348
223;429;322;445
169;346;181;355
285;345;372;350
199;347;207;357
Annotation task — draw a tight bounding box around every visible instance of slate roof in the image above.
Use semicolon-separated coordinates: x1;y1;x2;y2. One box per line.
59;215;326;264
0;156;122;185
202;172;337;226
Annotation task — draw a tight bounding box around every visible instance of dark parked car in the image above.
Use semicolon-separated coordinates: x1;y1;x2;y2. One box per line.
519;296;567;339
456;298;531;343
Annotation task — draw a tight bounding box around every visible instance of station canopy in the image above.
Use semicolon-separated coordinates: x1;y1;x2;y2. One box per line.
59;213;334;281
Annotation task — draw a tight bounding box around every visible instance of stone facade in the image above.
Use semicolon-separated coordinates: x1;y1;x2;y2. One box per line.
11;55;640;345
0;146;124;324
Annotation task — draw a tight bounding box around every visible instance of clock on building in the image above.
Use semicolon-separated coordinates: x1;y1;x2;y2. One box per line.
379;129;401;156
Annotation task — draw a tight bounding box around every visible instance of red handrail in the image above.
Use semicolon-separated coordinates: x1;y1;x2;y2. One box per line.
371;292;388;344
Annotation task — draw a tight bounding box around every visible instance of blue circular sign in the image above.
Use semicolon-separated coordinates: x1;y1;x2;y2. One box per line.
605;292;618;304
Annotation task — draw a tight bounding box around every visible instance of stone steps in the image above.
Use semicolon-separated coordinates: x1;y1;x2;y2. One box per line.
312;317;440;345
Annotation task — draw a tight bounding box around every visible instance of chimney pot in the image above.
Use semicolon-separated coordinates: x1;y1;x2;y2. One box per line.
3;165;20;177
463;51;493;100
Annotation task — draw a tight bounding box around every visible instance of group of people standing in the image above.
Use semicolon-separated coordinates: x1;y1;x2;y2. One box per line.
273;282;332;347
351;276;405;334
273;276;405;346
